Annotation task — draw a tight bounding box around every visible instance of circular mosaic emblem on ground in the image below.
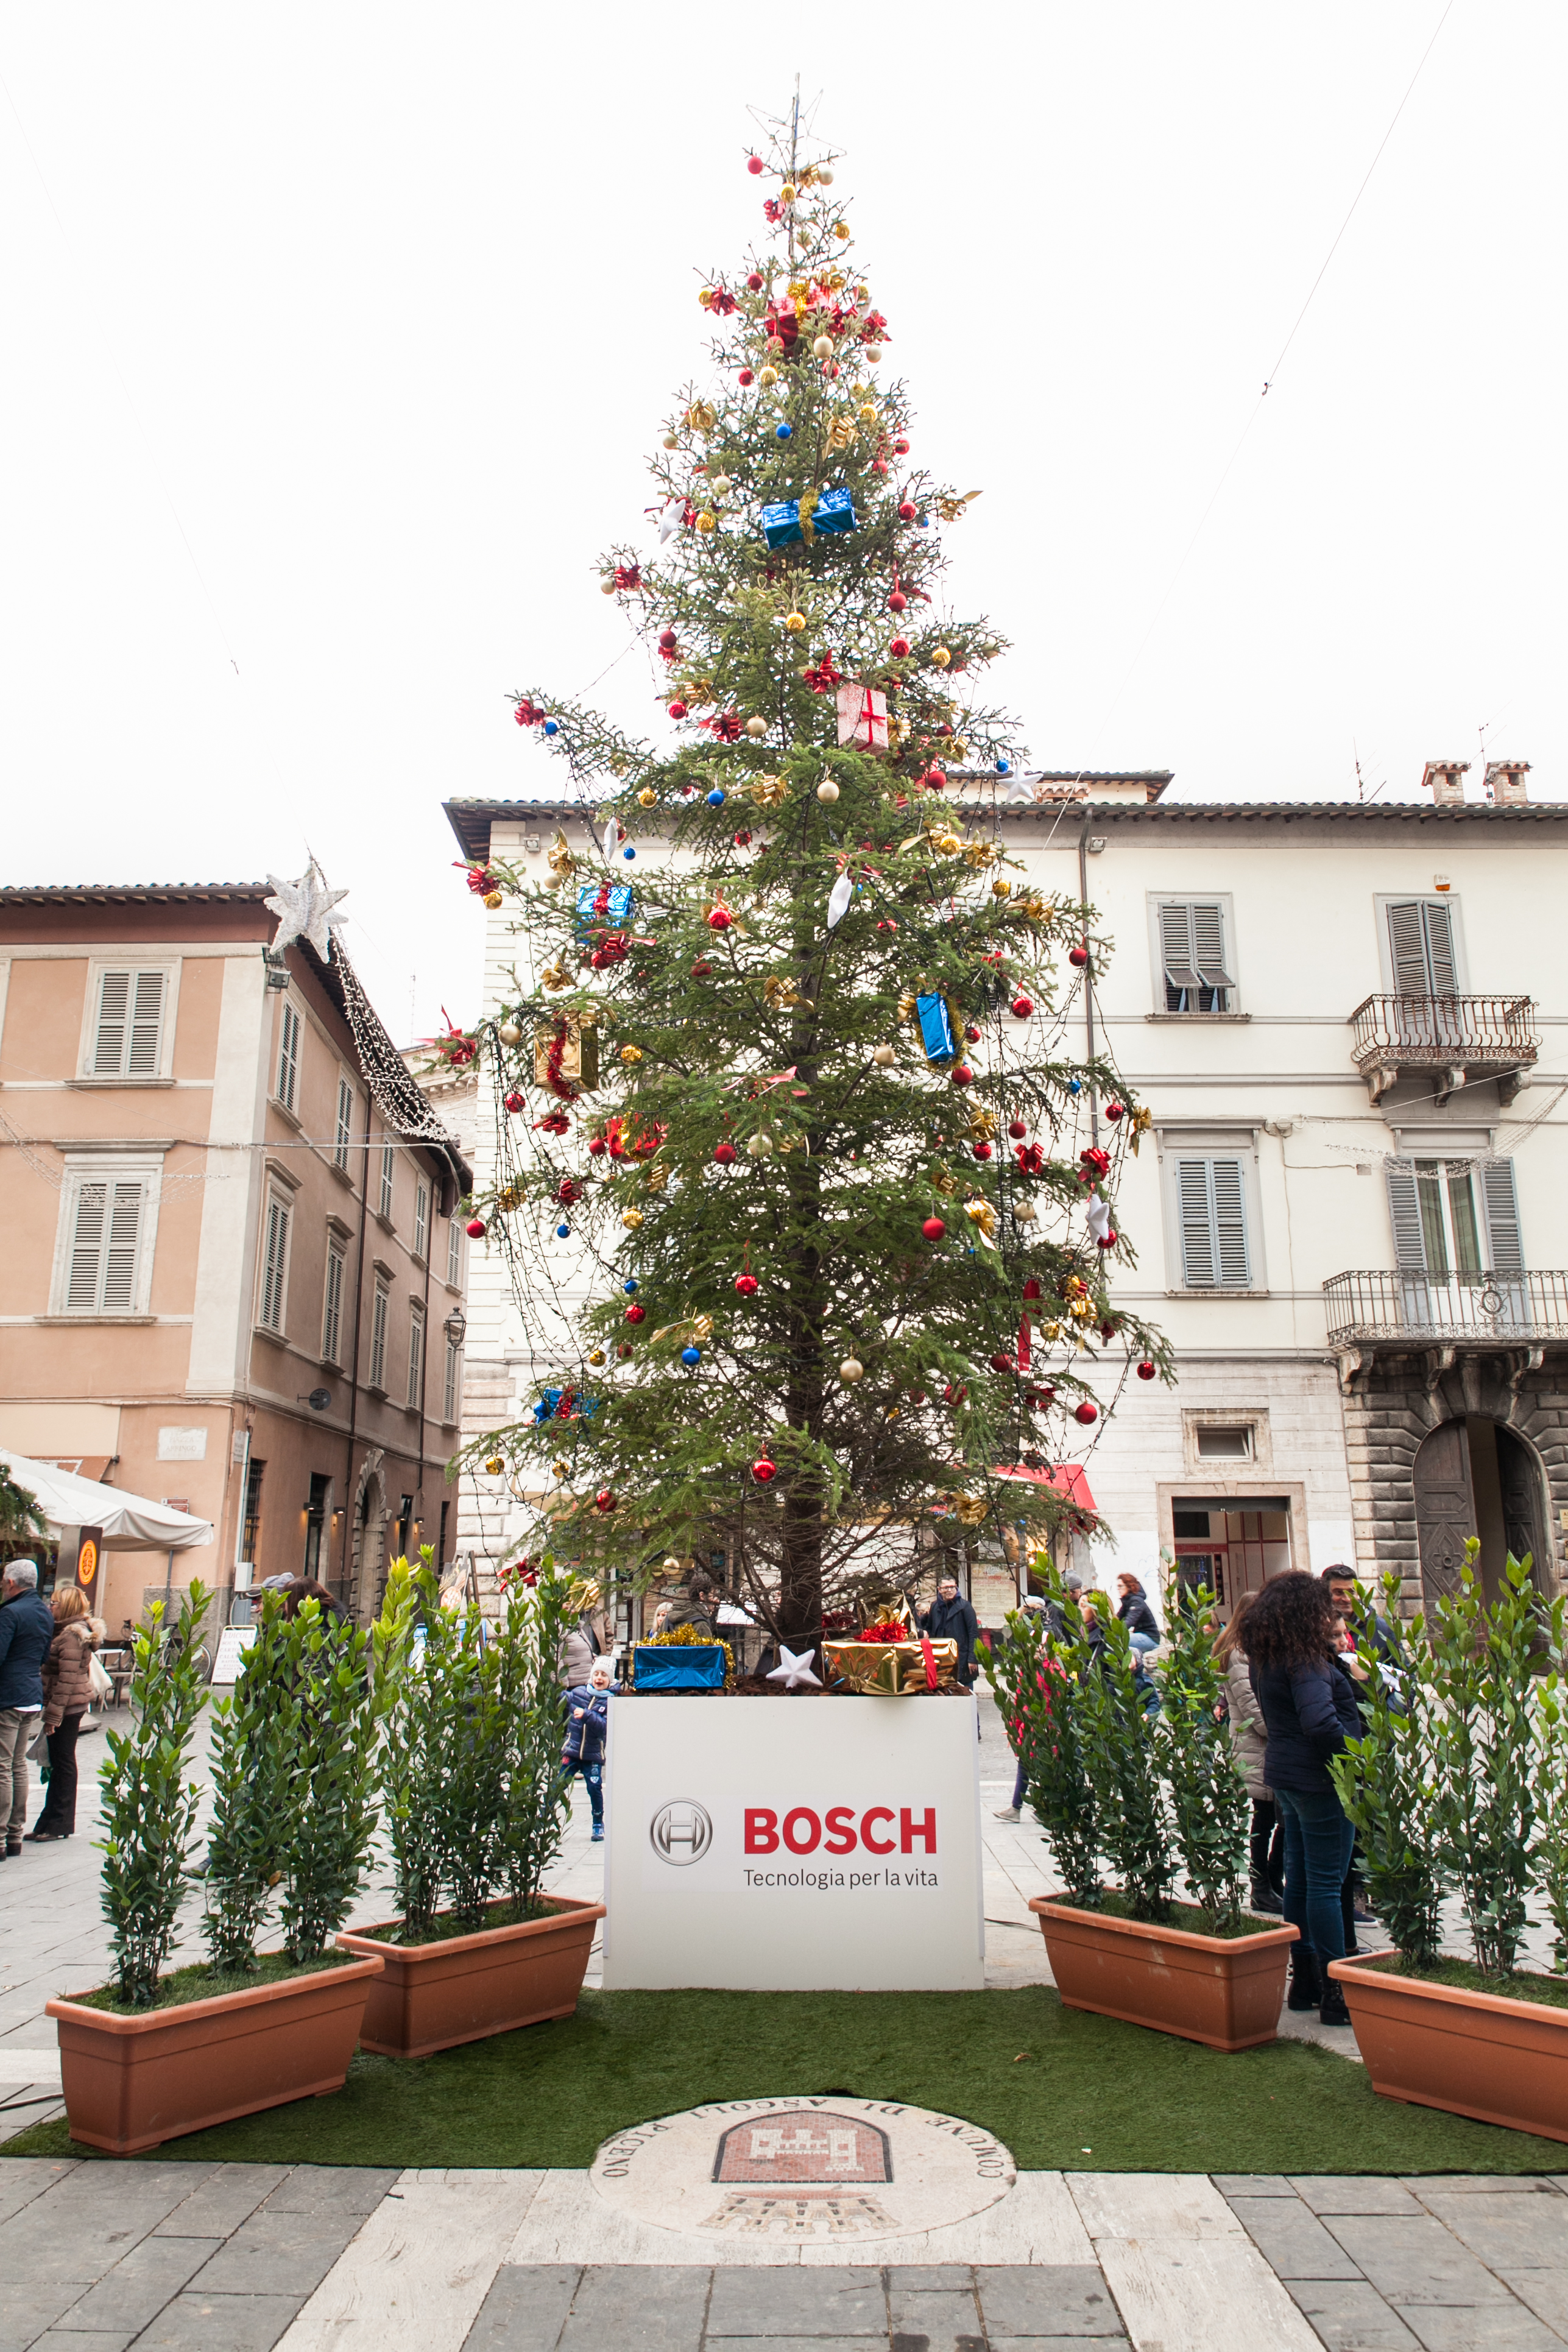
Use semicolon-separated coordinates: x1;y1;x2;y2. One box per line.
591;2097;1015;2241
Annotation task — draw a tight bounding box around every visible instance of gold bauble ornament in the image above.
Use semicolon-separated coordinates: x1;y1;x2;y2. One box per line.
833;221;852;241
758;365;779;387
859;402;878;425
992;878;1012;898
711;474;732;495
864;341;883;360
638;786;657;808
588;1349;606;1366
745;716;768;738
601;579;615;596
780;183;797;205
553;1457;570;1478
839;1357;864;1383
484;1457;504;1477
696;510;717;534
662;433;678;450
788;277;808;298
816;779;839;803
818;167;835;187
663;1555;682;1575
621;1044;643;1064
746;1132;774;1159
827;269;845;289
483;889;503;909
931;646;952;668
872;1042;895;1067
622;1208;644;1229
785;612;807;633
811;333;833;361
498;1020;523;1047
697;288;713;309
952;740;967;761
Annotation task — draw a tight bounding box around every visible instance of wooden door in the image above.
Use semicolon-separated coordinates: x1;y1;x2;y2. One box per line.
1496;1425;1548;1588
1413;1419;1475;1608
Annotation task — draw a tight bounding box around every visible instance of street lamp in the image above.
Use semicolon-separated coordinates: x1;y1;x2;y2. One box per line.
443;1305;467;1349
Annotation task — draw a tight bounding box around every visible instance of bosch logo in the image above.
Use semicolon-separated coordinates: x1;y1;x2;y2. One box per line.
650;1800;713;1865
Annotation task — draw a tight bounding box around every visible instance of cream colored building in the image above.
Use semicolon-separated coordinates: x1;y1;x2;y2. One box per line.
0;883;470;1630
445;763;1568;1625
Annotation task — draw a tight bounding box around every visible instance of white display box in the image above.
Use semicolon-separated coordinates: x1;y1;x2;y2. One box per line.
600;1694;984;1991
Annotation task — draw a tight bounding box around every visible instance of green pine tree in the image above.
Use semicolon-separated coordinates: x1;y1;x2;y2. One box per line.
464;115;1169;1646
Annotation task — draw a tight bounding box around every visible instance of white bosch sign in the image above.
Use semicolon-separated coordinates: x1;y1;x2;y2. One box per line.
602;1695;983;1990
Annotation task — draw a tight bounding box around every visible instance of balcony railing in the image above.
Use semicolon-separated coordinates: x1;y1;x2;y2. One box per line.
1351;994;1539;1104
1323;1268;1568;1347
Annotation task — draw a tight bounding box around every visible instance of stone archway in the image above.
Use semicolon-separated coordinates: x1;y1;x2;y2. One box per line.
1413;1416;1552;1610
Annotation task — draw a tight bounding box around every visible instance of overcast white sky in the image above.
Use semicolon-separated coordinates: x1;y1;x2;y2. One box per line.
3;4;1561;1042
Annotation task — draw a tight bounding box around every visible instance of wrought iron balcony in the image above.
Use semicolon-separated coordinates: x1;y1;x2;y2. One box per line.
1323;1268;1568;1347
1351;994;1539;1106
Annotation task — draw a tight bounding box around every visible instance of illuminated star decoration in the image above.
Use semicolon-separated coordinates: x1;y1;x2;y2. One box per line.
1086;1194;1112;1247
766;1642;822;1691
825;871;855;930
264;864;350;961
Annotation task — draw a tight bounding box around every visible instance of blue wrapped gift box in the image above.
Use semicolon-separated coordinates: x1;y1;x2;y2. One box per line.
761;500;803;549
633;1644;727;1693
916;992;956;1063
531;1386;599;1424
576;881;634;927
813;486;856;535
760;488;858;549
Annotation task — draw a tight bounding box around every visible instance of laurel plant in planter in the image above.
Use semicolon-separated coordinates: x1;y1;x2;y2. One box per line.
48;1587;385;2155
339;1552;602;2058
997;1572;1294;2053
1330;1545;1568;2140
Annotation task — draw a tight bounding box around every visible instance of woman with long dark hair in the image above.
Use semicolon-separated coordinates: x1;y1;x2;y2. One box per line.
1215;1591;1282;1915
1243;1570;1361;2026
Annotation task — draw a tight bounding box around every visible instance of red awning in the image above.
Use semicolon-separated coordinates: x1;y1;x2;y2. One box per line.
992;1463;1097;1514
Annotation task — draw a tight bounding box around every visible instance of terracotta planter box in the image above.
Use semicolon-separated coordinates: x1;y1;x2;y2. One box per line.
337;1893;605;2060
1029;1892;1298;2052
46;1953;384;2156
1330;1949;1568;2142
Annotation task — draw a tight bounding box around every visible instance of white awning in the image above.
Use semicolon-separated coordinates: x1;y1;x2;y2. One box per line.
0;1447;214;1552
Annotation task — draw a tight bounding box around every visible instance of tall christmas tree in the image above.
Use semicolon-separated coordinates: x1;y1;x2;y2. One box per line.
460;107;1168;1645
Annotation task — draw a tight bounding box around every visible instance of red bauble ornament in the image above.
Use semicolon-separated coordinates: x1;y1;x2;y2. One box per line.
465;1218;486;1238
752;1455;778;1484
897;500;917;521
1073;1400;1100;1425
588;1135;607;1157
889;636;910;657
1137;1360;1157;1380
668;699;688;719
1010;995;1034;1019
888;590;907;613
1022;1277;1043;1301
872;457;889;476
964;1024;981;1044
893;437;910;456
734;828;752;847
747;155;763;175
503;1090;524;1114
972;1142;992;1160
714;1142;738;1165
1008;1118;1027;1139
951;1064;973;1087
691;958;713;978
625;1303;646;1324
922;1215;946;1241
707;906;733;931
738;367;755;386
990;1352;1015;1374
1068;944;1090;968
1031;1385;1058;1408
1105;1101;1125;1122
1095;1231;1118;1251
746;269;764;288
658;627;677;651
595;1488;615;1512
735;1272;760;1297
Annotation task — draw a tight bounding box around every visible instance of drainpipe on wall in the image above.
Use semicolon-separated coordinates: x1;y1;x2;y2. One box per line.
1078;819;1100;1150
415;1158;435;1558
339;1115;370;1598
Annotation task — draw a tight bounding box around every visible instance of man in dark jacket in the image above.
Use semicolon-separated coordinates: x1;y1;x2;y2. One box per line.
0;1561;57;1858
661;1571;720;1645
920;1575;979;1687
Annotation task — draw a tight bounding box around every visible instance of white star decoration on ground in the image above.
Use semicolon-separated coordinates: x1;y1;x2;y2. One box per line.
264;865;350;960
766;1642;822;1690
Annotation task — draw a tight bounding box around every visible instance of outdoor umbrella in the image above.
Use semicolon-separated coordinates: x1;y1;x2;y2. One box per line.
0;1446;214;1550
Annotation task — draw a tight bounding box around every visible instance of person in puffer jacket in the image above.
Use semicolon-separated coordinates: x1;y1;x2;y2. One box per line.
562;1655;612;1841
27;1586;106;1842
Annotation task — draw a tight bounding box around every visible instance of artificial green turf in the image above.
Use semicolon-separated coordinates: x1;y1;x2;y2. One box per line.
10;1986;1568;2174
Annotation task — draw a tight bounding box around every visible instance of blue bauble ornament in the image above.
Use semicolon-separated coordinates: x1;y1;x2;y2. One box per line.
623;845;636;860
680;1345;702;1368
775;422;793;440
543;718;559;736
623;1277;639;1293
556;1222;570;1239
706;787;726;808
997;758;1011;775
1068;1078;1082;1095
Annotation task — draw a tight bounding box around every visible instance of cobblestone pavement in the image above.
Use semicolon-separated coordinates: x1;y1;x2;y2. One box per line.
6;2161;1568;2350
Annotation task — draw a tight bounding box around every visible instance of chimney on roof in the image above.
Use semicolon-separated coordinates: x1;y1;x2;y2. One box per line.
1483;759;1530;807
1421;760;1469;807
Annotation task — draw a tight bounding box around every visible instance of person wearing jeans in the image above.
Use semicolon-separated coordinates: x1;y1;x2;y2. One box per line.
562;1655;612;1842
1243;1570;1364;2027
28;1584;105;1842
0;1561;57;1858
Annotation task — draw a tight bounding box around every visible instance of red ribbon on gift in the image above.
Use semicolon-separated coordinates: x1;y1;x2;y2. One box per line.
857;691;888;748
1018;1313;1032;1371
919;1635;938;1692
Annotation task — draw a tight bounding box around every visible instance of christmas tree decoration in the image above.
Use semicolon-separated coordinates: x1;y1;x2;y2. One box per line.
1105;1101;1125;1121
1069;944;1090;968
767;1642;823;1690
735;1271;760;1297
484;1456;504;1476
681;1345;703;1368
745;716;768;738
621;1208;645;1231
626;1303;646;1324
707;903;734;928
1073;1401;1100;1425
706;787;726;808
746;1131;774;1157
839;1357;864;1383
498;1020;523;1047
817;779;840;803
466;1218;487;1240
1010;994;1034;1019
922;1217;947;1241
889;636;910;658
835;681;889;752
714;1141;738;1164
785;611;807;632
825;871;855;929
1137;1360;1157;1380
872;1042;895;1065
752;1456;779;1483
504;1090;525;1114
915;992;956;1063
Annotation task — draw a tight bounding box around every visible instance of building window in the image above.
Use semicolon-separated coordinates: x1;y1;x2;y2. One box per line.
335;1078;355;1171
369;1282;389;1389
303;1472;331;1578
90;967;168;1076
277;1001;302;1112
322;1240;347;1364
241;1457;264;1567
397;1492;414;1561
1174;1156;1252;1288
414;1180;429;1264
258;1193;292;1331
1386;1156;1522;1276
1386;898;1459;997
447;1216;462;1286
1195;1425;1253;1461
379;1143;395;1221
439;1497;450;1566
443;1338;460;1425
60;1174;150;1314
407;1306;425;1410
1156;900;1234;1014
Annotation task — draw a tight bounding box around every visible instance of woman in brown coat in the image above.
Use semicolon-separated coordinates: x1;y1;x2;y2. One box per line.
26;1587;104;1842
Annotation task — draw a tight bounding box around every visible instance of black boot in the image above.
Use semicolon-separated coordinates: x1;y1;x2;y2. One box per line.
1287;1944;1320;2010
1249;1875;1284;1916
1319;1977;1351;2028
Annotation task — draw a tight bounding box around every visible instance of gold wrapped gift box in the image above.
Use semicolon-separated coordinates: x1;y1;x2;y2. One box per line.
822;1635;959;1697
